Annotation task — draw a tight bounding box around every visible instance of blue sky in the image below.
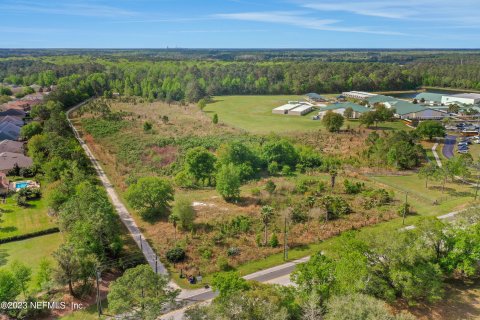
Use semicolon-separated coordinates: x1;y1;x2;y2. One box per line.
1;0;479;48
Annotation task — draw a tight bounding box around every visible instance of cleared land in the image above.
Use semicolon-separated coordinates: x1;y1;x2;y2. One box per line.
204;95;409;134
71;97;476;289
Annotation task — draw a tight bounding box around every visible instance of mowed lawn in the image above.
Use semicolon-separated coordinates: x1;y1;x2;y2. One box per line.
205;95;410;134
0;196;56;240
0;233;62;289
368;174;477;216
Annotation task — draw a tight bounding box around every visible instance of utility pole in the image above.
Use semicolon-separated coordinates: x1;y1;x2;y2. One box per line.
475;168;480;201
283;216;288;261
95;268;102;317
155;255;158;274
402;192;408;225
139;235;143;252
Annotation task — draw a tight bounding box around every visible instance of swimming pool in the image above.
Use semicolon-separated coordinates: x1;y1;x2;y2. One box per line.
15;182;29;189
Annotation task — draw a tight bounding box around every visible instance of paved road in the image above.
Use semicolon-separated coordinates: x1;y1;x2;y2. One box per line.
66;100;167;275
442;135;456;159
161;256;308;319
432;143;442;167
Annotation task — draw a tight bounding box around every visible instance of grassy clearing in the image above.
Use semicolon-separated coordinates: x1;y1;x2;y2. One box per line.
368;174;477;216
0;196;56;240
205;95;409;134
0;233;62;290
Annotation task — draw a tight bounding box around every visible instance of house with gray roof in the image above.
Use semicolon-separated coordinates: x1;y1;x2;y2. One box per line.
0;140;24;154
0;152;33;173
0;122;20;140
0;115;24;127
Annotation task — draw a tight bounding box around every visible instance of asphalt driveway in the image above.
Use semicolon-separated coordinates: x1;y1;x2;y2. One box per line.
442;135;456;159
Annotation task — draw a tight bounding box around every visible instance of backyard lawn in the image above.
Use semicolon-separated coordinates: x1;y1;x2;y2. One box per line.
0;232;62;289
0;195;56;240
205;95;410;134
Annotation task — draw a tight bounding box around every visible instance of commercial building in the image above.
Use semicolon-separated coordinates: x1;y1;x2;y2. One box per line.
367;95;398;106
342;91;377;100
272;102;314;115
289;104;315;116
317;102;370;119
415;92;444;105
441;93;480;105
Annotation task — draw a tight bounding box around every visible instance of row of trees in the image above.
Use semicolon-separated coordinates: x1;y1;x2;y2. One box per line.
25;100;123;298
3;55;480;105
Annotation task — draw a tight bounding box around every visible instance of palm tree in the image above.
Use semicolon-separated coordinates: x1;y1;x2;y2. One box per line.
260;205;275;246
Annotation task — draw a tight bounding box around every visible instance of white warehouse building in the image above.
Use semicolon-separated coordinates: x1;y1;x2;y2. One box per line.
272;102;314;116
441;93;480;105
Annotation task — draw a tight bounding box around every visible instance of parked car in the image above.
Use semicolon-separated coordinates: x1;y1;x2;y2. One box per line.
458;149;469;154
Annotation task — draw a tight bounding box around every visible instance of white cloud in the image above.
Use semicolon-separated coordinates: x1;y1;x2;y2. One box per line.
300;0;480;24
0;1;137;18
214;11;404;35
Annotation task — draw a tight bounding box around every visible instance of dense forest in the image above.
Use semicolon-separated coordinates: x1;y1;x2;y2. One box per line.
1;50;480;107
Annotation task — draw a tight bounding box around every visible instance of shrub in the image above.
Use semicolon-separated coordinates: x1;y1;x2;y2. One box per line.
269;233;279;248
227;247;240;257
15;194;28;207
143;121;153;132
265;180;276;195
217;256;230;271
295;178;317;194
268;161;280;175
281;165;292;176
320;195;351;220
343;179;365;194
397;203;411;216
172;198;195;231
291;204;309;223
362;189;392;208
199;247;212;260
19;167;35;178
251;187;260;196
166;247;185;263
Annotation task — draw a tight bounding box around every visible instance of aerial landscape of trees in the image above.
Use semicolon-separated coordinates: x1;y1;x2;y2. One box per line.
2;49;480;319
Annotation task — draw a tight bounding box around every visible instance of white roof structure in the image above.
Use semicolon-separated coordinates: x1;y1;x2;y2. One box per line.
273;103;300;112
290;105;313;113
449;93;480;99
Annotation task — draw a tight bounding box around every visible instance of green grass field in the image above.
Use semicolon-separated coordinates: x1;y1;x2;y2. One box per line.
0;233;62;289
368;174;477;216
0;195;56;240
205;95;409;134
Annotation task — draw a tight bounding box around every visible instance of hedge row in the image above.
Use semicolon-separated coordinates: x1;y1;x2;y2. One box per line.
0;227;60;244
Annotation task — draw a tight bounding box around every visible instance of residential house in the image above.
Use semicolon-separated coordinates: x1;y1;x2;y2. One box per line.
0;152;33;173
0;109;26;118
0;140;24;154
0;115;24;127
0;122;21;140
